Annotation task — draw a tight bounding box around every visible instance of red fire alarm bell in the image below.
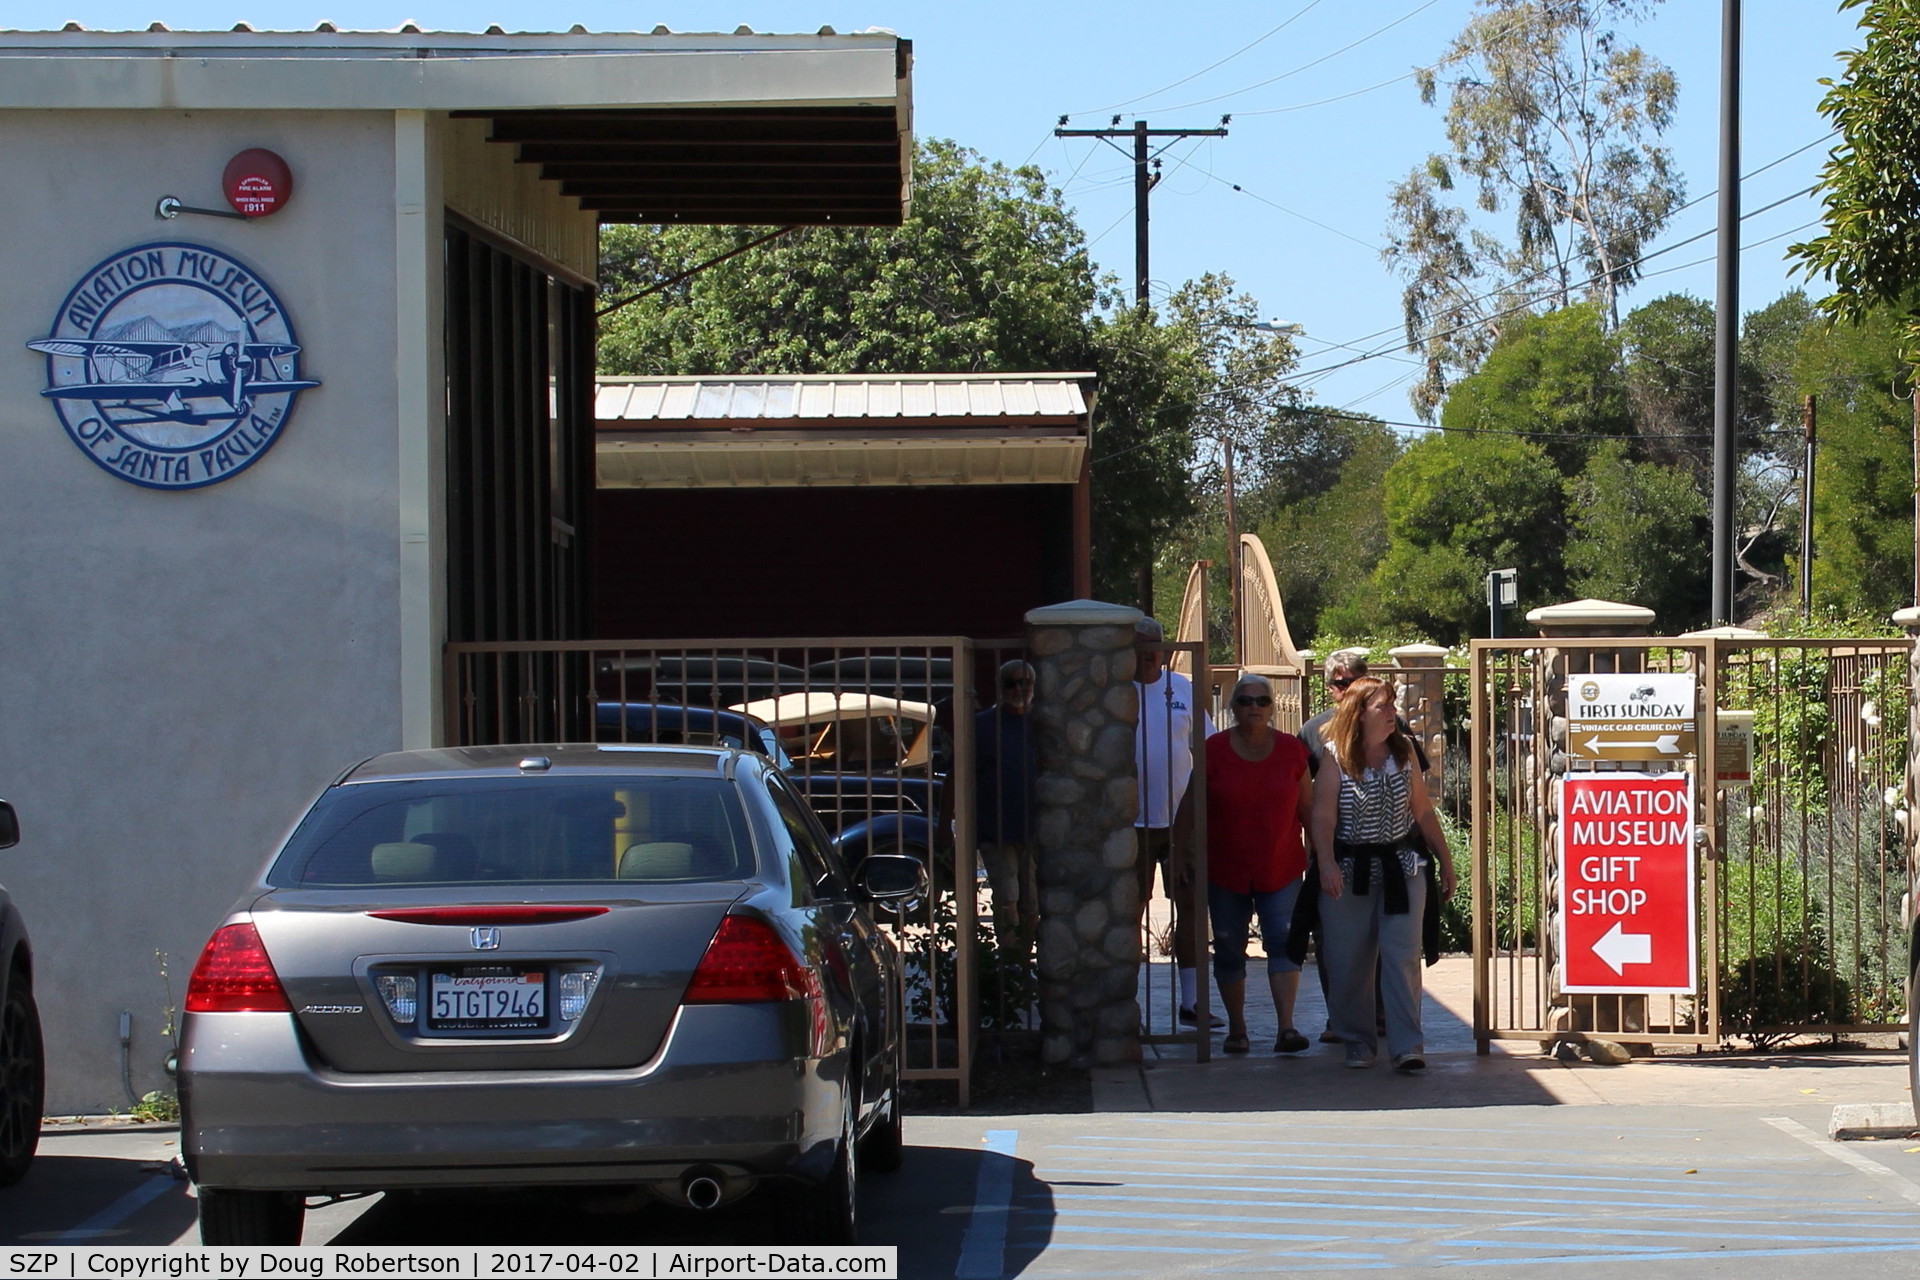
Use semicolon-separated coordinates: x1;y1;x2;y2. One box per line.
222;149;293;218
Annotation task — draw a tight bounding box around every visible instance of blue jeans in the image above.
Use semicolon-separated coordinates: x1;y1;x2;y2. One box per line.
1208;879;1303;986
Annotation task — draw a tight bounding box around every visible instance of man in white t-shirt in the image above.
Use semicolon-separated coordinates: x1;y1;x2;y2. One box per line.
1133;616;1216;1025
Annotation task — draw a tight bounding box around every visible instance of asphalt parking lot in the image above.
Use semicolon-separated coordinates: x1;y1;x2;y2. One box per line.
12;959;1920;1277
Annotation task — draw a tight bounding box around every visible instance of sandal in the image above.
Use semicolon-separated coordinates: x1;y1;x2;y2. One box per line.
1222;1033;1250;1054
1274;1028;1310;1054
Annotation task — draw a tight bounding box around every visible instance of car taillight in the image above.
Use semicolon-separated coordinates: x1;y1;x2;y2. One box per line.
684;917;829;1053
185;922;291;1013
685;917;818;1004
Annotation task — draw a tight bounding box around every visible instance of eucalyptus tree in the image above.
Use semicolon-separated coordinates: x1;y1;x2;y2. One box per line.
1385;0;1683;417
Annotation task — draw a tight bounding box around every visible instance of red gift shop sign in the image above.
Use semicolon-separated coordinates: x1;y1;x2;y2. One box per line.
1558;773;1696;994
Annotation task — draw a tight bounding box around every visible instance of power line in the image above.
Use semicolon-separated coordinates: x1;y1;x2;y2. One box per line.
1147;0;1447;114
1065;0;1331;118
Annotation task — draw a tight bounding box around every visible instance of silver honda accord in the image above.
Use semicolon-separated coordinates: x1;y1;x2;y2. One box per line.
179;743;921;1245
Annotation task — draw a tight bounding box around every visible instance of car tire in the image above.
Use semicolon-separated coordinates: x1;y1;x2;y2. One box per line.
0;976;43;1187
786;1082;858;1245
198;1189;304;1245
1909;958;1919;1107
859;1037;904;1174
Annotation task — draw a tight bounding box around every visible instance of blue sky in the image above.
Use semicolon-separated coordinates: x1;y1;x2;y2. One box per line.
7;0;1865;422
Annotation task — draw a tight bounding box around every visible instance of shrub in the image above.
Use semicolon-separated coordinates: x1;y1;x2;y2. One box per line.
1717;855;1854;1047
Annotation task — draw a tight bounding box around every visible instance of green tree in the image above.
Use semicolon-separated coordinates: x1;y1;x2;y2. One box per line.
1331;432;1566;641
1563;439;1709;630
1791;306;1915;614
1387;0;1682;416
1255;416;1403;641
597;139;1203;603
1792;0;1920;359
1440;302;1632;473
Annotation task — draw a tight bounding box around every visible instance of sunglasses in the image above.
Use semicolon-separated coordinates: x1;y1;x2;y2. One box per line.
1233;695;1273;707
1328;677;1357;689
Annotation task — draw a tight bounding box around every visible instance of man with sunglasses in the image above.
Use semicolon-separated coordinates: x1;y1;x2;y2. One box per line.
977;659;1039;961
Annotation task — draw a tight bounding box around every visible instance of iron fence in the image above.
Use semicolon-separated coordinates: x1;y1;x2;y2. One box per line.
443;635;1007;1105
1468;635;1913;1052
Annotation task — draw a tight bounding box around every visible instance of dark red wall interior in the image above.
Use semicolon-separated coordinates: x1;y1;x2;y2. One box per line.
592;486;1075;640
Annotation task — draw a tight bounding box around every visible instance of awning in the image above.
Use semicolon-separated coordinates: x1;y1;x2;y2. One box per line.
0;27;913;227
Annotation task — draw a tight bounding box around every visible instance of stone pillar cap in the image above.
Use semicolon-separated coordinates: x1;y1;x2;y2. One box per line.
1677;625;1767;639
1389;643;1449;659
1894;606;1920;629
1524;598;1656;626
1025;599;1145;626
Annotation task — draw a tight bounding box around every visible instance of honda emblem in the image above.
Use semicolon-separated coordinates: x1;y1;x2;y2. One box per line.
470;927;501;951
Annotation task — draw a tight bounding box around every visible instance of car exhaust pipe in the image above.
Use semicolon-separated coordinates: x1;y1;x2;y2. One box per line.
684;1174;723;1211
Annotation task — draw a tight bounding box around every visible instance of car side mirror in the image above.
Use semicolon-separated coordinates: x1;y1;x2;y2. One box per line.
0;801;17;850
855;852;926;902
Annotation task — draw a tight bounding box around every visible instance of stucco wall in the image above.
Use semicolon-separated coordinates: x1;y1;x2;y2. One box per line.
0;109;404;1111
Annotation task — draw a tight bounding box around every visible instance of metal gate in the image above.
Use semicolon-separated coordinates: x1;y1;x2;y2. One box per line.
443;635;1032;1106
1469;634;1914;1051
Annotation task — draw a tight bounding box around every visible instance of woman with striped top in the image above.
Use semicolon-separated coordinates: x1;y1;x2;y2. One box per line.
1309;676;1456;1072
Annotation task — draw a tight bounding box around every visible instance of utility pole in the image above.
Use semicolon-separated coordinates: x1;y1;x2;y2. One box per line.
1056;115;1229;617
1801;394;1816;619
1222;435;1240;658
1711;0;1742;626
1054;117;1229;307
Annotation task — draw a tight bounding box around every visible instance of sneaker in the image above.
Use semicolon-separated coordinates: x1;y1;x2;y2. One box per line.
1392;1053;1427;1075
1343;1045;1374;1070
1179;1006;1226;1029
1275;1028;1311;1054
1318;1027;1342;1044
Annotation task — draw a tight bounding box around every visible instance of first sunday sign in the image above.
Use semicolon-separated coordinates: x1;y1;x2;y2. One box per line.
26;242;319;490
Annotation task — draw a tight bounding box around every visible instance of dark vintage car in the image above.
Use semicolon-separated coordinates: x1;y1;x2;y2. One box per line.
0;802;38;1187
179;744;923;1245
593;702;942;873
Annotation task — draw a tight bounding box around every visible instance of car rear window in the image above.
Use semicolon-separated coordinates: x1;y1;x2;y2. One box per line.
267;776;757;888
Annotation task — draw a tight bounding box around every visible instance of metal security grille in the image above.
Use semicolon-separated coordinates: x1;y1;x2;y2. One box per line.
442;636;1004;1105
443;221;594;708
1469;635;1914;1051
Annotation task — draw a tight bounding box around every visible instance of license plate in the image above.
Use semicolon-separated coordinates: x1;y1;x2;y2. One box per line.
425;967;546;1033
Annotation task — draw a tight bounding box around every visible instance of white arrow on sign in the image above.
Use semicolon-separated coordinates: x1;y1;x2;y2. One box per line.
1583;733;1682;755
1592;921;1653;975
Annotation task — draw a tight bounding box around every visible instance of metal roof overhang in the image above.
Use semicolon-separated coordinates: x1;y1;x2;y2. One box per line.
0;29;913;227
598;430;1089;488
596;374;1092;489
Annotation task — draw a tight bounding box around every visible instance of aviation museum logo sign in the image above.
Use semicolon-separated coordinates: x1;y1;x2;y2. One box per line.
26;242;318;490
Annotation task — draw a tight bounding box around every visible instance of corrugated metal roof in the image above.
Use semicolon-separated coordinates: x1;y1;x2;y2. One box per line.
596;436;1088;489
595;374;1093;424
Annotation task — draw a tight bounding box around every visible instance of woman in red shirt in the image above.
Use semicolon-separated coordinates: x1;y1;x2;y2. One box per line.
1193;672;1313;1054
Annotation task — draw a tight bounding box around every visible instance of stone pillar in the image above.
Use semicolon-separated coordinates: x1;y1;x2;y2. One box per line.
1025;600;1145;1067
1389;642;1448;794
1895;608;1920;967
1526;599;1657;1046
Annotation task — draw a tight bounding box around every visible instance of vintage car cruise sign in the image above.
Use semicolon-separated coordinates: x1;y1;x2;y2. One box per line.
1557;772;1697;994
25;242;319;489
1565;671;1699;761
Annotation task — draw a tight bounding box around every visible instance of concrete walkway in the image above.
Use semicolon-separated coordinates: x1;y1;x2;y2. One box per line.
1106;956;1912;1115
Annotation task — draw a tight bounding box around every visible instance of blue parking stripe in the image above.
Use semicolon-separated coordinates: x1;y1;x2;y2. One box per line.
1016;1227;1386;1258
49;1176;175;1243
1043;1145;1754;1191
1015;1208;1394;1242
954;1129;1018;1280
1041;1164;1729;1211
1435;1240;1920;1266
1498;1222;1919;1244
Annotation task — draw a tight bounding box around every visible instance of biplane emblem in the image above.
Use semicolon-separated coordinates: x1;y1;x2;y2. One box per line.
27;242;318;489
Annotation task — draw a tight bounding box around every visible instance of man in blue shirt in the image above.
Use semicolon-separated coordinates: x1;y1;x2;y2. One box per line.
977;659;1037;961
